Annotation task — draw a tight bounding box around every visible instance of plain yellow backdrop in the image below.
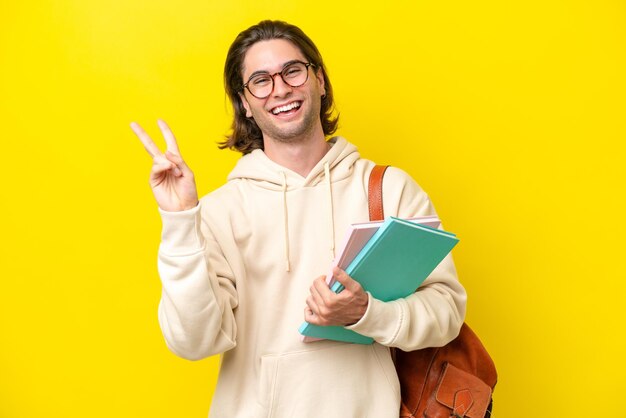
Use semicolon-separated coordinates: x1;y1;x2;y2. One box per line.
1;0;624;417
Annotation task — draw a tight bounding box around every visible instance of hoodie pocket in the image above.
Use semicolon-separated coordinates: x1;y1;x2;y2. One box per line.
257;343;400;418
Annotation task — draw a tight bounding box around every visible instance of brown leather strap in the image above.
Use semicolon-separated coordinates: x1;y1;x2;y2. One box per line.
368;165;389;222
452;389;474;417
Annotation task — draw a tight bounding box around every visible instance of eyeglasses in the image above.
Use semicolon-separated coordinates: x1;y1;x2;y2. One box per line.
242;61;314;99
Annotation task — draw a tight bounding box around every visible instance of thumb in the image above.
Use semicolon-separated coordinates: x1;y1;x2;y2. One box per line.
332;267;362;293
164;150;192;176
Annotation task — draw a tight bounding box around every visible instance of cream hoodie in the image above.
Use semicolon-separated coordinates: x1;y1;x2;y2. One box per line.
156;137;466;418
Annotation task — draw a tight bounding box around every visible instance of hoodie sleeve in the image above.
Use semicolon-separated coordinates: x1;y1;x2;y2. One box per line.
345;167;467;350
156;204;238;360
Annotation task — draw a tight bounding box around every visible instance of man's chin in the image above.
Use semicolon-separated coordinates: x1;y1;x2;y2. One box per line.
262;123;313;144
269;133;307;145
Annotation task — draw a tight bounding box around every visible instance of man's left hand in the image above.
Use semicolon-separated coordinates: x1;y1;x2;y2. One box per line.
304;267;369;326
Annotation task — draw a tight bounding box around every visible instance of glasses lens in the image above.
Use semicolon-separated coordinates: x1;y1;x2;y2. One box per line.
247;62;309;98
281;62;308;87
248;74;274;99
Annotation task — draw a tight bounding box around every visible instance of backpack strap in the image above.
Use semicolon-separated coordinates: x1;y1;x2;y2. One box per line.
368;165;393;365
368;165;389;222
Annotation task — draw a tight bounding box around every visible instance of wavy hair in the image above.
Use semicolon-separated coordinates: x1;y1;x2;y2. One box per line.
219;20;339;154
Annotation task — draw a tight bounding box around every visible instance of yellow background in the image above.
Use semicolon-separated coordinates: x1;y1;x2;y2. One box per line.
1;0;624;417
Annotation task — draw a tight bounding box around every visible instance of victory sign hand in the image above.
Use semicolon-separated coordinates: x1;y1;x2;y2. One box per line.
131;119;199;212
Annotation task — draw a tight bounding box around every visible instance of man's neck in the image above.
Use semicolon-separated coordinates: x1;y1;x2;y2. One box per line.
263;131;330;178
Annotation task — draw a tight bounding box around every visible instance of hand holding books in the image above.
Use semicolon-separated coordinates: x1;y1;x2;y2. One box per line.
304;266;369;327
299;216;459;344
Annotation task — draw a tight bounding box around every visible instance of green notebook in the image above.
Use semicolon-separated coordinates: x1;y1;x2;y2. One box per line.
298;216;459;344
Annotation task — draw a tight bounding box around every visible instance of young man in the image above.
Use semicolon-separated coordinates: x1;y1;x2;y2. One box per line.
132;20;466;418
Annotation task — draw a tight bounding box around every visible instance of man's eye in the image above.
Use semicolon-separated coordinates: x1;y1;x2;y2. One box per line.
252;76;271;86
284;67;303;78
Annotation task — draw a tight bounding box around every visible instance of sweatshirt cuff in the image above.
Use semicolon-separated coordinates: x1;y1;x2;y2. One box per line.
158;204;204;255
345;293;403;345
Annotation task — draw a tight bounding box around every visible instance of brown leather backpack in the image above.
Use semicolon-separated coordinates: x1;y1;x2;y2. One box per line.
368;165;497;418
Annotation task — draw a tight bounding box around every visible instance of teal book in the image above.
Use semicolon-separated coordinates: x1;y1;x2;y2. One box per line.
298;217;459;344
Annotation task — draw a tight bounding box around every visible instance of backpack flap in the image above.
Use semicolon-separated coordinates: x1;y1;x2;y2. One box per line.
431;362;492;418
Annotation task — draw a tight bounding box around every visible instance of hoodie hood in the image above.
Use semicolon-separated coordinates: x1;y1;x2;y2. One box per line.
226;137;360;272
227;137;360;189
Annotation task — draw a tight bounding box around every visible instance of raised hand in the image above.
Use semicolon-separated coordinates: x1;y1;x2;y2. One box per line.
131;119;199;212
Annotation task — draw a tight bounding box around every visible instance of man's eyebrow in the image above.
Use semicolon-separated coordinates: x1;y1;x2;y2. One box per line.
246;60;305;80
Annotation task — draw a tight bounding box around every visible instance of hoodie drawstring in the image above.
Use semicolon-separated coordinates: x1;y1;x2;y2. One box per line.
280;164;336;273
324;162;336;261
280;171;291;272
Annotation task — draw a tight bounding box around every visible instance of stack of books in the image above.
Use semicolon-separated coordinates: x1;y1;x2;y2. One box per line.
298;216;459;344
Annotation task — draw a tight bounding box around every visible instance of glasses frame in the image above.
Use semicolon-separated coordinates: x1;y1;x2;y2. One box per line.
242;61;315;99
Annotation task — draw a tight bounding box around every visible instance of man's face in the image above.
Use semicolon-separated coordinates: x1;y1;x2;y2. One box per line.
239;39;326;145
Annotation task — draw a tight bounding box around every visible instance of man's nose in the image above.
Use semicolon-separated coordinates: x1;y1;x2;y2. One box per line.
271;74;293;96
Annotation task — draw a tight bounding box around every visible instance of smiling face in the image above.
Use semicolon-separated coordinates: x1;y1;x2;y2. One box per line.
239;39;326;146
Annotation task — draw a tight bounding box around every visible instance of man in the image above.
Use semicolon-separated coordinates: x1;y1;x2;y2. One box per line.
132;20;466;418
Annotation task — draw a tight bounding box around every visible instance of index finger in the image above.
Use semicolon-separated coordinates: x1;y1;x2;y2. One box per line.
131;122;162;158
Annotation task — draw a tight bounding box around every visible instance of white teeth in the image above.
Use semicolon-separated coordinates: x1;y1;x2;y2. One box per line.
272;102;301;115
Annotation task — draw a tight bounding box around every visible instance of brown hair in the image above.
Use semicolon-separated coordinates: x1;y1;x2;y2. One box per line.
219;20;339;154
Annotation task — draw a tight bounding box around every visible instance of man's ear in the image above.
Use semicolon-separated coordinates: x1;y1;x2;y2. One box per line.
239;92;253;118
315;67;326;97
